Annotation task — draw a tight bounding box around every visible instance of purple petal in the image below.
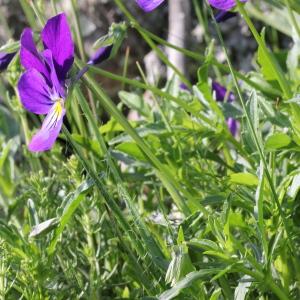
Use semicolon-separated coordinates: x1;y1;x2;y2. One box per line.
208;0;248;11
41;13;74;81
227;117;238;136
20;28;50;80
179;83;189;91
212;81;235;103
42;49;65;98
29;102;65;152
136;0;165;12
18;69;53;115
0;52;16;71
215;10;237;22
87;45;113;65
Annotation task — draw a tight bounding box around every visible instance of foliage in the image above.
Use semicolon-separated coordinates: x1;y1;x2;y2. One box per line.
0;0;300;299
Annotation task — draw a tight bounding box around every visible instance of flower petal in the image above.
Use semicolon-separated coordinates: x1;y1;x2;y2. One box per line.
29;102;65;152
208;0;247;11
227;117;238;136
0;52;16;71
18;69;53;114
41;13;74;80
87;45;113;65
212;81;235;103
42;49;65;98
215;10;237;22
136;0;165;12
20;28;50;80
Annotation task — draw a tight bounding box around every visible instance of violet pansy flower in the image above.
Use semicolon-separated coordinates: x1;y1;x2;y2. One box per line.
212;81;238;136
208;0;248;11
0;52;16;71
136;0;165;12
18;13;74;152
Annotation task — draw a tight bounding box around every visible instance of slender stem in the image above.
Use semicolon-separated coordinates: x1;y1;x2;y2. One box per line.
70;0;86;60
121;46;130;90
69;0;97;116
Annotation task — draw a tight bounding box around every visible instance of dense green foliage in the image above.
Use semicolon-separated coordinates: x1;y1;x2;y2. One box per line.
1;0;300;299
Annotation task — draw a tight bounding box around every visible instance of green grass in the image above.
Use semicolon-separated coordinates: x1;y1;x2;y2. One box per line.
0;0;300;299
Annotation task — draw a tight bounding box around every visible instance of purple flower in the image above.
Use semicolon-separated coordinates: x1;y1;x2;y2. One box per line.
0;52;16;71
212;82;237;136
208;0;248;11
18;13;74;152
136;0;165;12
212;81;235;103
179;83;189;91
215;10;237;23
87;44;113;65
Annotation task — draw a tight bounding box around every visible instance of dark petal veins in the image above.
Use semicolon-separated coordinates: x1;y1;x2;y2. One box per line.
28;106;65;152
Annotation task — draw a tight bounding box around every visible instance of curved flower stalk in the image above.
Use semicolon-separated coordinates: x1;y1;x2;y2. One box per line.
136;0;165;12
208;0;248;11
18;13;74;152
212;81;238;136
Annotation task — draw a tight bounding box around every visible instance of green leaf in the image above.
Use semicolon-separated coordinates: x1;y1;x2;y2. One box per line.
209;288;222;300
119;91;151;117
229;173;259;186
115;142;147;161
257;28;277;82
29;218;58;238
47;178;95;255
93;22;127;58
159;270;220;300
265;132;291;150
